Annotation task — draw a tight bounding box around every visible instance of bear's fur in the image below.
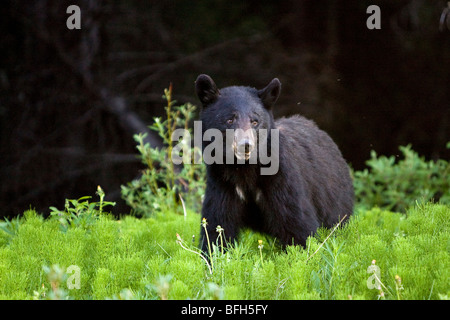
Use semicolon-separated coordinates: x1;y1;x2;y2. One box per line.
195;74;353;253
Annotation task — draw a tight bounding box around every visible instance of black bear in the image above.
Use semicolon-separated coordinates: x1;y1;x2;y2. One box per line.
195;74;353;253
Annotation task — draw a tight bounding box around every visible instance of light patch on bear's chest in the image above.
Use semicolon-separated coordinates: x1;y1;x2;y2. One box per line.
235;186;263;203
236;186;246;201
255;189;262;203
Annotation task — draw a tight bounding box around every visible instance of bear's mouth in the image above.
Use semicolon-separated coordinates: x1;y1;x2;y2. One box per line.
232;129;256;161
233;142;254;160
234;150;252;160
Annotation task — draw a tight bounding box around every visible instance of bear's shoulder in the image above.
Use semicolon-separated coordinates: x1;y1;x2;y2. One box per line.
274;115;317;133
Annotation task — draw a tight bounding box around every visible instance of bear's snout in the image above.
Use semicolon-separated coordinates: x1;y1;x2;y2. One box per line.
232;128;256;160
235;139;255;160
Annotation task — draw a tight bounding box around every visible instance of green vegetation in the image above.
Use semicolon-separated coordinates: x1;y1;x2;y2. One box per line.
0;199;448;300
0;88;448;300
353;143;450;213
121;84;205;217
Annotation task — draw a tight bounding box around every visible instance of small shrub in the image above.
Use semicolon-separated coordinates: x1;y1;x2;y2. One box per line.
311;237;345;299
49;186;115;232
121;84;205;217
352;143;450;212
0;215;22;245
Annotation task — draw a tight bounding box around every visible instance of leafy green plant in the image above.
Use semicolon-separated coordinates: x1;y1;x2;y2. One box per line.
147;274;173;300
121;84;205;217
352;143;450;212
49;186;115;232
33;265;70;300
0;215;21;245
311;237;345;299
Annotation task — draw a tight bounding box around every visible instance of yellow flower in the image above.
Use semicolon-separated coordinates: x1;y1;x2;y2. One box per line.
258;240;263;249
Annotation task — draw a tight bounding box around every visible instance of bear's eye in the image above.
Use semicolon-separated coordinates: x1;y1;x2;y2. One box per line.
227;118;234;125
251;120;259;126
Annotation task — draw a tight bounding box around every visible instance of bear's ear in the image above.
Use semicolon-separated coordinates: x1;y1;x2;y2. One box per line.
258;78;281;109
195;74;220;106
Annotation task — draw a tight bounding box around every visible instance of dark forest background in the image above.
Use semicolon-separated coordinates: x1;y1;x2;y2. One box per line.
1;0;449;218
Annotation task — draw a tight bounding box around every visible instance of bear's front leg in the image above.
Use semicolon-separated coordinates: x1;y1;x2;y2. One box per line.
199;181;246;255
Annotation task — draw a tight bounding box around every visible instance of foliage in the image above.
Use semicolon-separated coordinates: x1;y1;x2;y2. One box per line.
49;186;115;232
0;199;448;300
310;237;346;300
121;85;205;217
0;216;21;245
33;265;70;300
352;144;450;212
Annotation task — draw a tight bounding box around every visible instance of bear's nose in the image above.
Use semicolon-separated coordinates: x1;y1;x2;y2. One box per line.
238;139;255;153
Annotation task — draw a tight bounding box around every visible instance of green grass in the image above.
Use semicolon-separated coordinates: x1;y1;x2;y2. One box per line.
0;202;448;300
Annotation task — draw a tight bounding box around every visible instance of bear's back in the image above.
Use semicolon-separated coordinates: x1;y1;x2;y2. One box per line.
274;115;353;226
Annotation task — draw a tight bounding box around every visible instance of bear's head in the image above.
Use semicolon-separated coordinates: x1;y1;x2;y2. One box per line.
195;74;281;162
